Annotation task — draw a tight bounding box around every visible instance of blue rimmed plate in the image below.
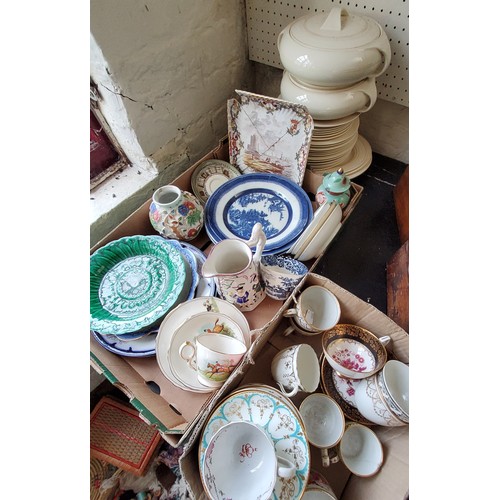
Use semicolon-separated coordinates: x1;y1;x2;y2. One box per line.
90;235;189;335
204;173;313;253
198;384;310;499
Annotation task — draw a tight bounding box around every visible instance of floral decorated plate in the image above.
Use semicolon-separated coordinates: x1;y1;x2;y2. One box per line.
204;173;313;253
320;355;373;426
90;235;189;335
199;384;310;500
191;159;242;205
228;90;313;186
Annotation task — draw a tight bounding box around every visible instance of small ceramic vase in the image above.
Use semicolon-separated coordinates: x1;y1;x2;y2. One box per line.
315;168;351;209
149;185;204;241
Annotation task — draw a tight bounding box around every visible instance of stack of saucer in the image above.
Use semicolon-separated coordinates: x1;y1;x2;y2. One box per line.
277;7;391;178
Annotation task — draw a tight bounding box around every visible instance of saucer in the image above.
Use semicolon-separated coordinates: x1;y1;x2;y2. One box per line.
191;159;241;205
320;355;373;426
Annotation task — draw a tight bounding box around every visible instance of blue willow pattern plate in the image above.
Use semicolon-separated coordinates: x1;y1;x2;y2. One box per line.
204;173;313;253
90;235;187;335
199;385;310;500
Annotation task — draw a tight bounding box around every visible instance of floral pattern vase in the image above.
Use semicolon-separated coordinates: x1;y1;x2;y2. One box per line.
149;185;204;241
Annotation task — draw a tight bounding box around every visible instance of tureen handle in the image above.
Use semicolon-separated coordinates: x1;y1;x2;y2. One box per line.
320;7;348;32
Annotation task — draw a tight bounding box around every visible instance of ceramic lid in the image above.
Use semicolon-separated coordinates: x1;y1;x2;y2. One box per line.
289;7;383;50
322;168;351;193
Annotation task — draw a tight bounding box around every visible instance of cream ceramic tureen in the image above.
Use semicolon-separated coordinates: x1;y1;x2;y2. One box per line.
277;7;391;88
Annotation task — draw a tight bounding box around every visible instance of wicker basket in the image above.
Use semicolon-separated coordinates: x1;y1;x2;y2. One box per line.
90;396;162;476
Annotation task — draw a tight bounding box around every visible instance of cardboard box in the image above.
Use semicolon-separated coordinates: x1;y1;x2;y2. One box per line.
90;137;364;448
178;273;409;500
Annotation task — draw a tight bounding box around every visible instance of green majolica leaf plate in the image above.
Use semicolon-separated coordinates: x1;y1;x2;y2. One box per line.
90;235;188;335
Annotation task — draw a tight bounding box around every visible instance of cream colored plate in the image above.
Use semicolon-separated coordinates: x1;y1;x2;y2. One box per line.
289;202;335;256
295;204;343;261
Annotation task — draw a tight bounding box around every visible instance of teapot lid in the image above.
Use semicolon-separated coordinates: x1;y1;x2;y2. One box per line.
322;168;351;193
288;7;383;50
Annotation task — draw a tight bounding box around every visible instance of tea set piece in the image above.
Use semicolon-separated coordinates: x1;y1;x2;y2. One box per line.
354;359;409;427
336;422;384;477
178;242;216;297
322;324;390;379
201;421;296;500
178;329;247;389
149;185;204;241
203;172;313;255
198;384;310;500
202;222;266;312
155;297;251;392
305;469;338;499
260;254;308;300
271;343;320;397
299;393;345;467
90;235;191;336
283;285;341;334
190;159;242;205
228;90;314;186
320;354;374;426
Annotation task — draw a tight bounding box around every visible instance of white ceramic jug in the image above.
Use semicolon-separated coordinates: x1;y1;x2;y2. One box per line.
202;223;266;312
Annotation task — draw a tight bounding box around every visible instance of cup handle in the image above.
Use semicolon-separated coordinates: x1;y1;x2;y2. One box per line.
379;335;391;347
282;325;295;337
277;381;299;397
179;341;197;370
283;308;298;318
276;456;297;479
321;447;340;468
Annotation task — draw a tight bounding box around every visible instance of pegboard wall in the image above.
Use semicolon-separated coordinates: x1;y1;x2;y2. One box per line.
246;0;409;107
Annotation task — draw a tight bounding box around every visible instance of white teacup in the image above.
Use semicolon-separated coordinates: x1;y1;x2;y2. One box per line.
202;421;296;500
283;285;341;334
271;344;320;397
354;359;409;426
337;423;384;477
299;393;345;467
179;333;247;388
304;469;338;499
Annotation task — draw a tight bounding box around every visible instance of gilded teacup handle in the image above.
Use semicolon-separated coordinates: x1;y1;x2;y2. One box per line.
321;447;340;468
379;335;391;346
179;341;197;370
277;381;299;398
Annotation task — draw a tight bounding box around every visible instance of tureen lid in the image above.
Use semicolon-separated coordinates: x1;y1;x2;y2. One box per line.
288;7;383;50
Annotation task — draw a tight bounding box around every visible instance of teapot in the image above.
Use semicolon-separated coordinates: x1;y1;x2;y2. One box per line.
201;223;266;312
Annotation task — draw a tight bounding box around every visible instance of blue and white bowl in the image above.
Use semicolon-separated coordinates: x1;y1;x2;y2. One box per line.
260;254;308;300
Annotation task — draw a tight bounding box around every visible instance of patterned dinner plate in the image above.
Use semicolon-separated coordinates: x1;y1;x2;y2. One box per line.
204;173;313;253
90;235;188;335
199;384;310;500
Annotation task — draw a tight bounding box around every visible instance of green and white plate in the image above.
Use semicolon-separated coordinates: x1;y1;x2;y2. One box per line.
90;235;189;335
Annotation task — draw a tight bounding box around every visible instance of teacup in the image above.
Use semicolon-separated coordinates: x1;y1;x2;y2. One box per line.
260;254;308;300
179;333;247;388
283;315;323;337
202;421;296;500
337;423;384;477
271;344;320;397
354;359;409;426
283;285;341;334
322;324;390;379
305;469;337;499
299;393;345;467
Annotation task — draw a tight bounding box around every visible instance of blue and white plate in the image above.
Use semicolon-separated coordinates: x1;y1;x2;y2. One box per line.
204;173;313;253
179;242;217;297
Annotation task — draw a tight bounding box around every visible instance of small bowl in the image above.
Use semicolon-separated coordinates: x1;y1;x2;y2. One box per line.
260;254;308;300
322;324;389;379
